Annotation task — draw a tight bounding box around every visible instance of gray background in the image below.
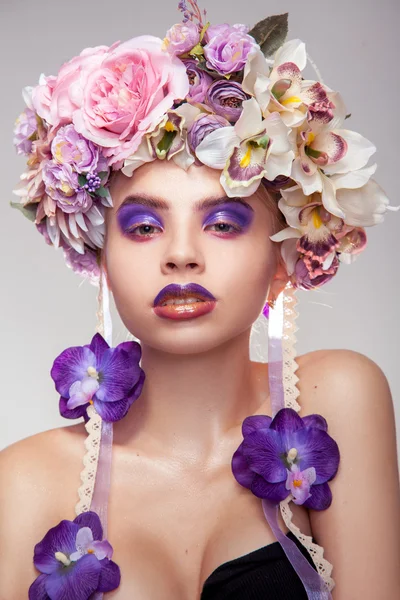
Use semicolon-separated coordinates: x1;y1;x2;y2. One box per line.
1;0;399;455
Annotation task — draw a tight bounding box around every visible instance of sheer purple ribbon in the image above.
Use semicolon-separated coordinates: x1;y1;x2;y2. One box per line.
266;290;332;599
91;269;114;600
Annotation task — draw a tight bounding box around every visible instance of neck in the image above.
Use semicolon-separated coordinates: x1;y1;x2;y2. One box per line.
113;328;269;461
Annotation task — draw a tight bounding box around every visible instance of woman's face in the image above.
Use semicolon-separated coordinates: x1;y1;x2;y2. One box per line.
104;160;284;355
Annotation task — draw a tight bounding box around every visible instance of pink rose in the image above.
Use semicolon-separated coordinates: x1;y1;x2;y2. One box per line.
72;35;189;165
32;46;110;128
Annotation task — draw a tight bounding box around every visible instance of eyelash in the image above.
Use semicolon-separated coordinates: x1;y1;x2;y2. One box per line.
125;220;242;238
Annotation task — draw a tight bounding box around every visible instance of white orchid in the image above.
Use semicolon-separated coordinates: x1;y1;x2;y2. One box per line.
122;103;201;176
195;97;294;197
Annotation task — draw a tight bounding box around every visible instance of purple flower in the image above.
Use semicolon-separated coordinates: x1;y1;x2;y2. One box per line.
188;113;230;151
285;463;317;505
205;80;250;122
163;21;200;55
51;332;145;422
182;59;213;103
13;108;38;155
42;161;93;214
294;255;339;290
51;124;103;174
232;408;340;510
29;511;120;600
63;246;101;285
204;23;258;75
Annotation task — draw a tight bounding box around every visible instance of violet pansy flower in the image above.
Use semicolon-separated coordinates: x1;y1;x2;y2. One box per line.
51;332;145;422
232;408;340;510
29;511;120;600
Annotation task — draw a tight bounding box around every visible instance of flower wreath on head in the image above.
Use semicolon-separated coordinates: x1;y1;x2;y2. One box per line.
12;2;398;599
12;0;398;290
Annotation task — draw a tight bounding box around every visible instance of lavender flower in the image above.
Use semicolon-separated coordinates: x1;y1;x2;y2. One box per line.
205;80;250;122
29;511;120;600
51;332;145;422
51;124;102;174
13;108;38;155
183;59;213;103
163;21;200;55
204;24;258;75
42;161;93;214
188;113;230;151
232;408;340;509
63;246;101;285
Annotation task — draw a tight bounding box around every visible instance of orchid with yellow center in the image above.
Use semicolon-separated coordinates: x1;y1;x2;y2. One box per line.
290;91;378;203
195;97;294;197
122;103;200;176
270;175;394;282
29;511;120;600
243;42;336;129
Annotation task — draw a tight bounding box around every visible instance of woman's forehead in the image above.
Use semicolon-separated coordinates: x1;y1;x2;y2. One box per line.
109;160;264;212
111;160;227;206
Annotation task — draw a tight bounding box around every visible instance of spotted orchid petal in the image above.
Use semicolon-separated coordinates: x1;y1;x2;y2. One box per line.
322;129;376;175
291;157;323;195
225;142;267;186
219;171;263;198
273;39;307;71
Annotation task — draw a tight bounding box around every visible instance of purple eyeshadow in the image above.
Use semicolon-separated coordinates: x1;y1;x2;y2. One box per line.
117;205;164;234
203;201;254;231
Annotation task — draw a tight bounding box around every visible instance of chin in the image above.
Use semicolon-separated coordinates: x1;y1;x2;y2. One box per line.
127;315;252;356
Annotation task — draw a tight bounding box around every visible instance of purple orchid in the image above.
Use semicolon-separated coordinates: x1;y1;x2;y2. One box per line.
29;511;120;600
51;332;145;422
232;408;340;510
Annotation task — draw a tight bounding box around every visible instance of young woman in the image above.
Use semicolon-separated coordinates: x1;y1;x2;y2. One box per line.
1;2;399;598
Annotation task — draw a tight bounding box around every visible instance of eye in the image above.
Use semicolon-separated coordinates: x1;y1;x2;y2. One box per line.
126;224;163;237
205;222;242;234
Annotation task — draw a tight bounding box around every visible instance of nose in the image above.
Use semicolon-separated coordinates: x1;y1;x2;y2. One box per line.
161;228;205;275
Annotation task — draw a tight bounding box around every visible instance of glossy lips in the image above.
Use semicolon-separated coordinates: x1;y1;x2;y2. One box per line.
153;283;216;320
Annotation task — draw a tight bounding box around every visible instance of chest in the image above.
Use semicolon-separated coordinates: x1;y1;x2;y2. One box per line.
100;452;312;599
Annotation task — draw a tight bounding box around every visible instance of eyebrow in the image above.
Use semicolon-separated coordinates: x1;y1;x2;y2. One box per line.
117;193;254;213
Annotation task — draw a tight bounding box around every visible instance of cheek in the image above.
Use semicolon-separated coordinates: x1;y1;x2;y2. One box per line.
103;233;155;333
205;235;275;326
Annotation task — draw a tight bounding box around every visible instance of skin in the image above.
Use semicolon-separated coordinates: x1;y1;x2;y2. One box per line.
0;160;399;599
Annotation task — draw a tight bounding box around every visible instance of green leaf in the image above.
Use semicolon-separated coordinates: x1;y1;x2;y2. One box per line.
96;187;109;198
345;113;352;120
248;13;289;58
195;60;220;78
10;201;37;222
78;174;87;187
97;171;108;180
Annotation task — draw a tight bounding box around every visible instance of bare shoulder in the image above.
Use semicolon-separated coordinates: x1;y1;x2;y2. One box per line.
0;423;86;599
295;349;400;598
296;348;393;418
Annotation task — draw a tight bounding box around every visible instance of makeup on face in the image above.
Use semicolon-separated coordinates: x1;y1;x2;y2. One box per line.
153;283;217;321
202;200;254;235
116;203;164;239
116;195;255;239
